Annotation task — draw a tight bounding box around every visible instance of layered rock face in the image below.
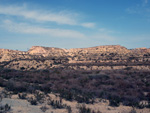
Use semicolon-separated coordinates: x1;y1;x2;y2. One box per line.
0;45;150;70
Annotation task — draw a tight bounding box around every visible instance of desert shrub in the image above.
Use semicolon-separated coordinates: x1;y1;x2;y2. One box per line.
147;92;150;101
34;91;45;103
129;107;137;113
67;106;72;113
58;88;94;104
0;75;7;81
40;84;51;93
5;80;27;93
42;69;50;73
0;78;5;87
108;94;121;107
5;79;14;91
18;93;27;99
28;97;37;105
77;104;91;113
0;90;12;99
27;85;36;93
122;96;140;107
109;98;120;107
136;101;147;109
59;89;73;101
74;94;94;104
2;69;12;73
48;99;66;109
146;93;150;108
40;106;49;112
0;104;11;113
147;102;150;108
47;97;71;110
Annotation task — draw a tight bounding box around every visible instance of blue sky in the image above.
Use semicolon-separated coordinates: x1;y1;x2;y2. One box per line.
0;0;150;50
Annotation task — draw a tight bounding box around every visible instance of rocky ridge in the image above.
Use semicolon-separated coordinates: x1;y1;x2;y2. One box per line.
0;45;150;70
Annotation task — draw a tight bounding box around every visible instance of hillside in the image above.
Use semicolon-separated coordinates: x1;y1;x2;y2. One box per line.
0;45;150;70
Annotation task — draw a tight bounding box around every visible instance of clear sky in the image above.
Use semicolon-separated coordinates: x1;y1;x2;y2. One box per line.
0;0;150;51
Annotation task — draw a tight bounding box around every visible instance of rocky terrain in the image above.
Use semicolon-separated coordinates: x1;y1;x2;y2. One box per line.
0;45;150;70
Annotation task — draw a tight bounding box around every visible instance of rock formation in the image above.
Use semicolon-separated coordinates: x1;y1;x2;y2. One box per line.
0;45;150;70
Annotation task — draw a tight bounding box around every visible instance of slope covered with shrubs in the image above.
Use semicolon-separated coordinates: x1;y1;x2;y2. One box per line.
0;68;150;109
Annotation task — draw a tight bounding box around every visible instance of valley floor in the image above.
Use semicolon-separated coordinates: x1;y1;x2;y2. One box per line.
0;88;150;113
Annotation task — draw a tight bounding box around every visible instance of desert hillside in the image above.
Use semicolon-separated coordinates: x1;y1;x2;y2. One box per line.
0;45;150;70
